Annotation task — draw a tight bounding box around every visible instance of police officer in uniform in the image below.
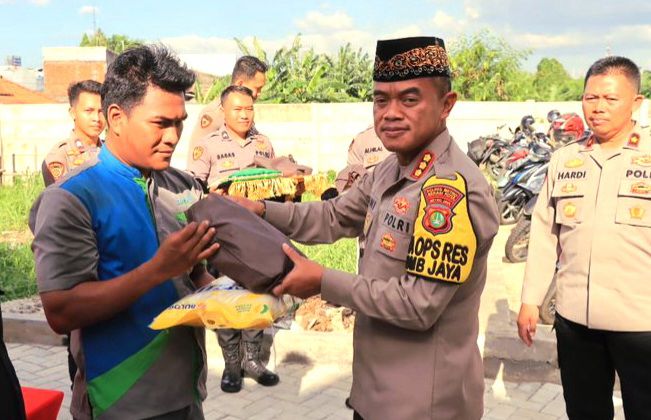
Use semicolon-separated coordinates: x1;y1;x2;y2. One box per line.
188;56;267;153
42;80;105;186
347;126;391;171
230;36;499;420
187;85;279;393
518;56;651;420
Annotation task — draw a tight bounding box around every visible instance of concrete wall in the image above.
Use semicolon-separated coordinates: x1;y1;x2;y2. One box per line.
0;101;648;175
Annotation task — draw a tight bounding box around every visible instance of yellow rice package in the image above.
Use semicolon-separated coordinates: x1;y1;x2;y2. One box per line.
150;277;298;330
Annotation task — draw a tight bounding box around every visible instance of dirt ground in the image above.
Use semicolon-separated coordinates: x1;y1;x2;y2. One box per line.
293;295;355;332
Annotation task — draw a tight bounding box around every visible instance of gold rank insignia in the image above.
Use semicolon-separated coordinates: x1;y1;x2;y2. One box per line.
561;183;577;193
631;155;651;167
222;160;234;169
628;133;641;148
367;155;379;165
380;233;396;252
200;114;212;129
563;202;577;218
410;151;435;179
564;158;584;168
192;146;203;161
630;207;645;219
631;182;651;195
48;161;65;179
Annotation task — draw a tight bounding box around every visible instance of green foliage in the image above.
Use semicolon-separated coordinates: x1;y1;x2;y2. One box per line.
449;30;532;101
642;70;651;99
0;175;43;232
0;175;43;302
0;243;36;302
80;29;144;54
532;58;583;101
199;35;373;104
194;75;231;104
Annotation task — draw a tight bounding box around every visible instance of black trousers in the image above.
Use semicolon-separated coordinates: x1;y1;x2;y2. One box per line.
555;314;651;420
0;303;26;420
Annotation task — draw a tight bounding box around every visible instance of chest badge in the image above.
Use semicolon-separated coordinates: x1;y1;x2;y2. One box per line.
393;197;409;215
421;183;463;235
564;158;584;168
627;133;641;148
561;183;577;193
630;207;645;220
563;202;577;218
631;182;651;195
222;160;234;169
631;155;651;167
380;233;396;252
367;155;379;165
47;161;65;179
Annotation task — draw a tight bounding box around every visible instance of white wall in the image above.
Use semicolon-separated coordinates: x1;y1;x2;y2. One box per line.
0;101;648;175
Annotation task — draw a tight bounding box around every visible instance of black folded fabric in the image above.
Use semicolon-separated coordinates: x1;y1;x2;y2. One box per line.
185;194;303;293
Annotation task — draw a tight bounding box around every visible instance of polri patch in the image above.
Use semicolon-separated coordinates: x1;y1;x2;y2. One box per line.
406;173;477;284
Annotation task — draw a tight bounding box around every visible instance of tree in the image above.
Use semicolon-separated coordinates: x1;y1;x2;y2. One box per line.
449;30;532;101
80;29;144;54
642;70;651;99
532;58;582;101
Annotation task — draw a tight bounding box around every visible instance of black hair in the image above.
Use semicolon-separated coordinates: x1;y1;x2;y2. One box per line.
584;56;641;93
101;44;196;120
220;85;254;105
68;80;102;106
231;56;268;83
432;77;452;97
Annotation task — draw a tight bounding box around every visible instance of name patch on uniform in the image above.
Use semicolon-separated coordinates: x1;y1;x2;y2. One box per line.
382;211;412;234
405;173;477;284
216;152;236;160
626;169;651;179
557;171;586;180
255;151;273;158
369;197;377;210
365;146;383;154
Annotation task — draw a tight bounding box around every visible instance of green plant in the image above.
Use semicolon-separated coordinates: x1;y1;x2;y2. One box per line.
0;175;44;232
0;243;36;302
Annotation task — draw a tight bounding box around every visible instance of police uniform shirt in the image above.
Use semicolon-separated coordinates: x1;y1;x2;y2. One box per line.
187;124;275;188
522;126;651;331
263;128;499;420
30;147;207;419
347;126;392;171
42;131;102;186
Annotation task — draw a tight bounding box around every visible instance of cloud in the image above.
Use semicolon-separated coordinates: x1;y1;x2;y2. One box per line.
79;5;98;15
29;0;50;5
295;10;354;33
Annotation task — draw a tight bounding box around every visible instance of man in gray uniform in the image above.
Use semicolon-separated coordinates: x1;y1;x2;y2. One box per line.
230;36;499;420
188;85;280;393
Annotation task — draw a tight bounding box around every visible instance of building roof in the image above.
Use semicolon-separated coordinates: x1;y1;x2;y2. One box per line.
0;77;57;104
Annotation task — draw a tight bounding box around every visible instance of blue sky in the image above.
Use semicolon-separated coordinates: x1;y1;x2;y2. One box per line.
1;0;650;76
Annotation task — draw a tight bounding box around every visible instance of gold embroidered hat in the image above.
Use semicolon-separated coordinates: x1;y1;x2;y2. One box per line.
373;36;451;82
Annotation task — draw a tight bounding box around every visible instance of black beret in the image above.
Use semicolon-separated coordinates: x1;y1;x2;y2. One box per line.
373;36;451;82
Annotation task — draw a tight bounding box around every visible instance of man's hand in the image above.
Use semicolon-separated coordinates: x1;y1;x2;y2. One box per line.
272;243;324;299
225;195;265;216
148;221;220;281
517;303;539;347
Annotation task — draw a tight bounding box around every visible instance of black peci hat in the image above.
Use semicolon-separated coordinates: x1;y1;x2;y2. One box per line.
373;36;451;82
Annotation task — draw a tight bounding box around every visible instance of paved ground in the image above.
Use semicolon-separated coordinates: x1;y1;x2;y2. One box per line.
8;333;626;420
6;227;627;419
